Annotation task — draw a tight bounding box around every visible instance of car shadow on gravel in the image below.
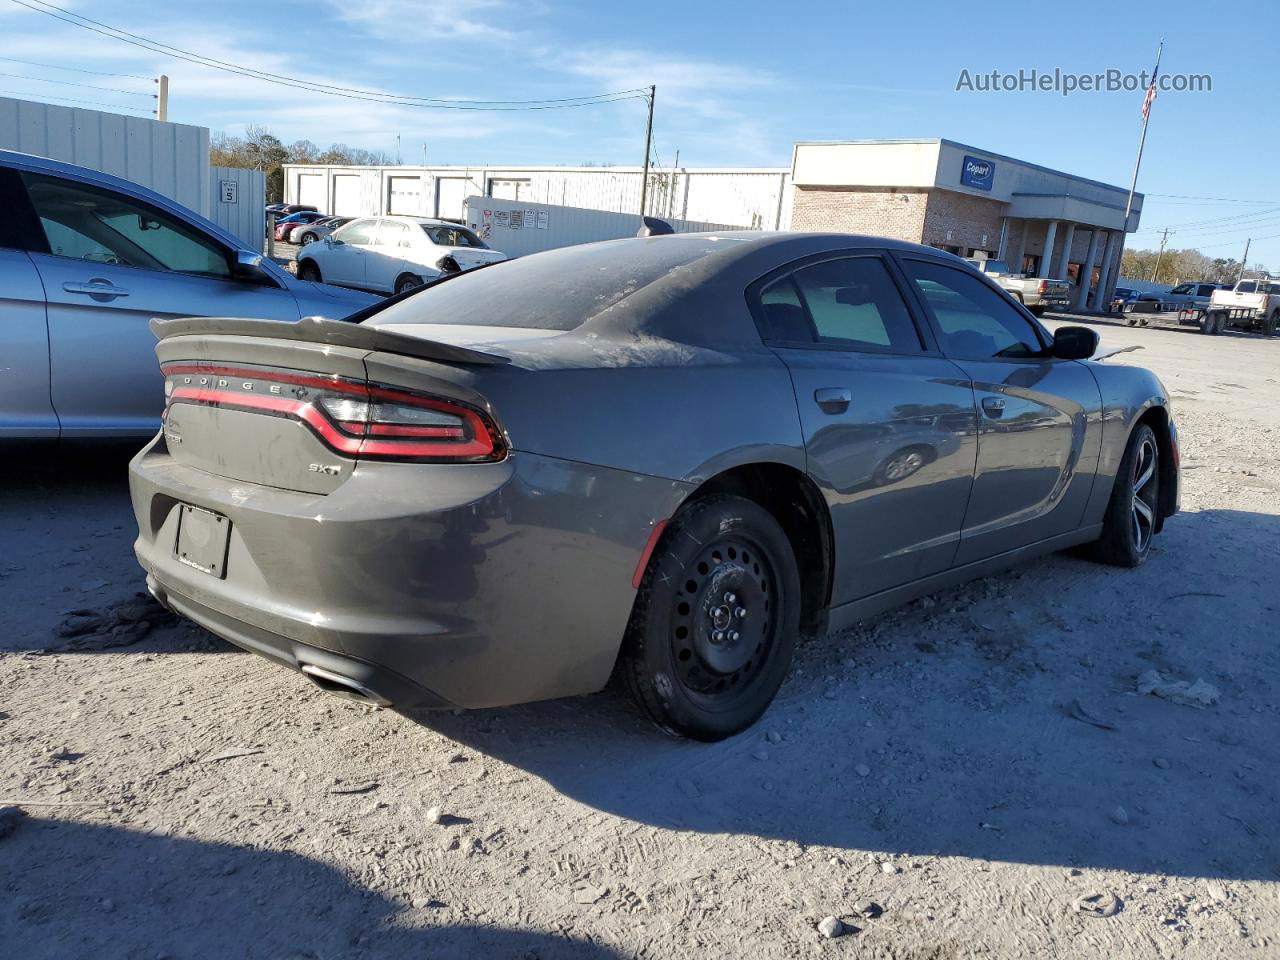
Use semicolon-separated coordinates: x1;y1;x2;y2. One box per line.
1;815;625;960
413;508;1280;884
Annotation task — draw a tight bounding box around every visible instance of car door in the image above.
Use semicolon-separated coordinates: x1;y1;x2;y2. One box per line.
0;167;57;437
20;171;305;437
363;219;412;292
321;218;378;287
897;256;1103;564
754;252;979;604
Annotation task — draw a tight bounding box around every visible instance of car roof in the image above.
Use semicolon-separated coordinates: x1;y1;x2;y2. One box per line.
383;215;469;227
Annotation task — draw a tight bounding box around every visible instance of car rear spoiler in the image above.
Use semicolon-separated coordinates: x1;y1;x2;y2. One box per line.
149;315;510;366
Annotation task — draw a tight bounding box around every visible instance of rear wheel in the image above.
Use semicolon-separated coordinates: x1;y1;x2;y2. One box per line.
394;274;424;295
299;232;318;244
620;494;801;741
297;260;321;283
1199;311;1218;335
1089;423;1160;567
1264;311;1278;336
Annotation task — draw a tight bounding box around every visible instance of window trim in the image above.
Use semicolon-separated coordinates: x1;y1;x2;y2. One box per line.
745;250;940;357
892;252;1055;362
0;167;49;254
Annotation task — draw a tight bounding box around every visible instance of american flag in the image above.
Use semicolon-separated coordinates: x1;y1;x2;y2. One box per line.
1141;72;1158;120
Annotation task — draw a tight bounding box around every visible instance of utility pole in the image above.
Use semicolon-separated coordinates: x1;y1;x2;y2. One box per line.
638;84;655;218
668;148;679;218
1150;227;1172;282
155;74;169;121
1238;238;1251;282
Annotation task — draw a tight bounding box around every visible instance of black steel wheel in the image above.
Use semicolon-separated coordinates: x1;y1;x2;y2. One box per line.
621;494;801;741
297;260;321;283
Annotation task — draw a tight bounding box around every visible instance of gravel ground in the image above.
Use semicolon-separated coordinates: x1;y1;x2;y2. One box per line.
1;316;1277;959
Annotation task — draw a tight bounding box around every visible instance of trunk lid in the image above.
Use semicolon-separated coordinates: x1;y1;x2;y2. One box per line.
152;316;508;495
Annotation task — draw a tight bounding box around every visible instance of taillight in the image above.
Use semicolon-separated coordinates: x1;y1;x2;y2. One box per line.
161;363;505;463
1038;279;1049;294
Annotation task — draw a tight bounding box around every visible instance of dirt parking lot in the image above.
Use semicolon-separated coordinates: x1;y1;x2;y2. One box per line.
1;316;1277;960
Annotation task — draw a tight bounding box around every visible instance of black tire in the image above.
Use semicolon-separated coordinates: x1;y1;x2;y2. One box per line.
1198;311;1217;335
620;494;802;741
1089;423;1160;567
1264;311;1278;337
395;274;424;295
297;260;321;283
1215;312;1229;335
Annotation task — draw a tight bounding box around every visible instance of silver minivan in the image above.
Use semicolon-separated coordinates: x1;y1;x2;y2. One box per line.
0;150;377;439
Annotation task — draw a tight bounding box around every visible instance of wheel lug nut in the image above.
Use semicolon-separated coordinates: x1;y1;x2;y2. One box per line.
735;607;747;618
724;592;736;604
729;630;740;642
712;630;725;642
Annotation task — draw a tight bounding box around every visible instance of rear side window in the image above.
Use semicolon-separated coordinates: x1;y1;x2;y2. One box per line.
789;257;922;352
377;221;412;247
22;172;230;277
903;259;1045;360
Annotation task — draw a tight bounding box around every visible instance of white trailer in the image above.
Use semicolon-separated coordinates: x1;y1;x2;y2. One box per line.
463;196;745;259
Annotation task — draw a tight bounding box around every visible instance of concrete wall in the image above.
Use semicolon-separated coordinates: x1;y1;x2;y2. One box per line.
463;196;741;258
283;164;790;230
208;165;265;249
0;96;210;217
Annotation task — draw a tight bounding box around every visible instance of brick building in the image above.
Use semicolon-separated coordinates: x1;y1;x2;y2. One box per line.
790;138;1141;311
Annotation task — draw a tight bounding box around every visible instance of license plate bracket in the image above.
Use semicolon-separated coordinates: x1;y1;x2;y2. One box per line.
175;504;231;578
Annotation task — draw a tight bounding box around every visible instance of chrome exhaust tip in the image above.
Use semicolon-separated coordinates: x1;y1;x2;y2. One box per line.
300;664;392;707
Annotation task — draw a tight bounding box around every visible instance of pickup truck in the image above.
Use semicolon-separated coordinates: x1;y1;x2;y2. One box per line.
965;259;1071;315
1177;279;1280;336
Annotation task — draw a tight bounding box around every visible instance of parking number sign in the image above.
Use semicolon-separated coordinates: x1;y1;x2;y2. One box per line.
219;180;238;204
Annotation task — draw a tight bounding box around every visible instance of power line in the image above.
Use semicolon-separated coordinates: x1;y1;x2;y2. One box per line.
1146;192;1280;204
0;70;153;98
0;54;151;79
9;0;649;111
0;88;151;114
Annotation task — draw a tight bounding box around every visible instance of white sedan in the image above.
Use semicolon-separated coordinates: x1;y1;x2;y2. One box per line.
296;216;507;295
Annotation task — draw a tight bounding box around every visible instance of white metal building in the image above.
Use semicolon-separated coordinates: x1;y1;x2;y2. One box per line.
0;95;264;248
282;163;793;230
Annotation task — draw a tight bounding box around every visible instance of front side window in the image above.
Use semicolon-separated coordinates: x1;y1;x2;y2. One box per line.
787;257;923;353
1171;283;1194;295
22;173;230;277
903;259;1045;360
334;219;378;246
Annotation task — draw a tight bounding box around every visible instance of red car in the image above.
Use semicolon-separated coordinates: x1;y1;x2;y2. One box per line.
274;211;327;242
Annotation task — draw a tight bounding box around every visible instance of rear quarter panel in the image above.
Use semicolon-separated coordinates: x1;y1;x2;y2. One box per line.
1079;360;1173;526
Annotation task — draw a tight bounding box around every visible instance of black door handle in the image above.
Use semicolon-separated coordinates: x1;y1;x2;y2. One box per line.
814;387;851;414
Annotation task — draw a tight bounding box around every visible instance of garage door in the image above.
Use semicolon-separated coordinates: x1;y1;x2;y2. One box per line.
296;173;326;212
388;176;422;215
332;175;361;216
435;178;469;219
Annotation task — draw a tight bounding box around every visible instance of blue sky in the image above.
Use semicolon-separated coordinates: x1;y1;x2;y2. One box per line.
3;0;1278;267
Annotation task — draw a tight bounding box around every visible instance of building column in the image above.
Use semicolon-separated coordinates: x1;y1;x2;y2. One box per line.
1038;220;1059;278
1093;231;1121;310
1006;220;1026;273
1101;235;1126;309
996;217;1010;261
1073;228;1102;311
1055;222;1076;280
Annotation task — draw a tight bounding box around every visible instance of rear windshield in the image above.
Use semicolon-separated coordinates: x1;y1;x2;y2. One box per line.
364;236;732;331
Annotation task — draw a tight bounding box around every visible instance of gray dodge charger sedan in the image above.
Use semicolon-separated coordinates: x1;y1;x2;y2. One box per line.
128;233;1179;740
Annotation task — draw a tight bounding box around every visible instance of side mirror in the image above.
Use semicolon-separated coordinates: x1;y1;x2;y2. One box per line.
1050;325;1099;360
231;250;273;284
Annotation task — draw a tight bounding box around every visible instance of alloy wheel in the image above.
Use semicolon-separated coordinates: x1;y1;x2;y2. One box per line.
1130;437;1158;554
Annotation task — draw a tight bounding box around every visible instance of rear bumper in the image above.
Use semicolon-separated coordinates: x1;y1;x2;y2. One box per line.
130;437;689;709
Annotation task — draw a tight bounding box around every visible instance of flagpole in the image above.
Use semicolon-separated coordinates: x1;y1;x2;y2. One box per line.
1123;39;1164;225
